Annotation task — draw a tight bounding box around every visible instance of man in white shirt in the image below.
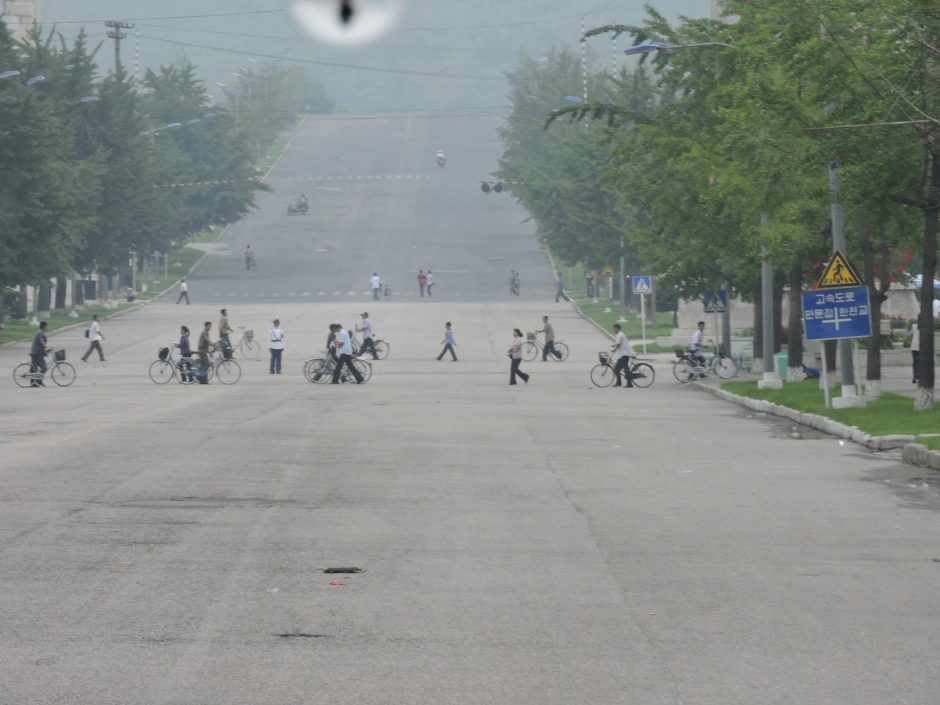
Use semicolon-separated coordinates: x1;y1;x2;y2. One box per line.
690;320;706;366
611;323;634;387
81;314;106;362
176;278;190;305
331;326;364;384
268;318;285;374
426;270;435;297
370;273;381;300
355;312;378;359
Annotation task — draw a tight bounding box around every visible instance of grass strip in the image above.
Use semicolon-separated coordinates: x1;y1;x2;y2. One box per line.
722;379;940;437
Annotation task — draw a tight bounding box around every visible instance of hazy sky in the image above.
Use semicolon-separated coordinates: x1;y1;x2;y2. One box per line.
40;1;711;111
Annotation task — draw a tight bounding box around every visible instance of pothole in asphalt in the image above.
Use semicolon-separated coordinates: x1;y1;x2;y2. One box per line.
114;498;297;509
736;411;833;440
865;467;940;510
277;633;329;639
323;567;363;574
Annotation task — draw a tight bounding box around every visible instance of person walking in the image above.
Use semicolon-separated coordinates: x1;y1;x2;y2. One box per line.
355;312;378;359
417;270;428;297
437;321;457;361
176;278;190;305
426;270;435;297
268;318;285;374
244;245;255;270
511;271;521;296
536;315;561;361
370;272;381;300
197;321;214;383
174;325;193;383
331;325;364;384
508;328;529;385
81;314;106;362
555;273;570;302
910;320;920;384
218;309;233;351
29;321;50;387
611;323;635;388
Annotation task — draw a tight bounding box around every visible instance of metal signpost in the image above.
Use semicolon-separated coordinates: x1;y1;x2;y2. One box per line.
632;276;652;353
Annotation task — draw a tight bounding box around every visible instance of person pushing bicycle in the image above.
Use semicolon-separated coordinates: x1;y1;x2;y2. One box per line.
690;321;707;367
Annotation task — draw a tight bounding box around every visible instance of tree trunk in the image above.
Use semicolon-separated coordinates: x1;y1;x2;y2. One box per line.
915;152;939;411
787;264;804;381
73;278;85;311
37;282;52;318
753;284;763;372
861;226;882;397
773;270;785;354
54;276;68;312
821;339;838;389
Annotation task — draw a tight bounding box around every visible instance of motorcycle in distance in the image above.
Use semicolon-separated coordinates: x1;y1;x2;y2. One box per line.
287;195;309;215
435;150;446;168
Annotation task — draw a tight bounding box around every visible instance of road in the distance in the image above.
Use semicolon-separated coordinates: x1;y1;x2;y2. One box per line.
191;114;550;303
2;112;940;705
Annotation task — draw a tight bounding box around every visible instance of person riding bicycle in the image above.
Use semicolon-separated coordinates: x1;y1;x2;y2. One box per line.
690;321;707;367
611;323;635;388
29;321;51;387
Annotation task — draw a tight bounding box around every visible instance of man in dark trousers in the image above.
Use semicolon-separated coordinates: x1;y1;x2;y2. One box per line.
197;321;214;383
331;325;364;384
30;321;50;387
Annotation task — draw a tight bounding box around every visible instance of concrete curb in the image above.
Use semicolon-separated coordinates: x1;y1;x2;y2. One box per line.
542;249;615;344
693;381;940;470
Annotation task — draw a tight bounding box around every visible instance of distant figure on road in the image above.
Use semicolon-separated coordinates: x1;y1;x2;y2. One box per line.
356;312;378;360
426;270;435;297
555;273;570;302
611;323;635;388
176;278;190;305
510;271;521;296
508;328;529;385
268;318;284;374
244;245;255;270
81;314;106;362
417;270;428;297
437;321;457;361
370;272;381;300
536;315;561;361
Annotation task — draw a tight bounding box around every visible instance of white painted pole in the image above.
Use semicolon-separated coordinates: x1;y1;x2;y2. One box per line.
821;341;831;409
641;294;647;354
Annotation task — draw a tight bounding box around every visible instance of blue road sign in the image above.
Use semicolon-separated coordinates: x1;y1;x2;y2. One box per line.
632;275;652;295
703;290;728;313
802;286;871;341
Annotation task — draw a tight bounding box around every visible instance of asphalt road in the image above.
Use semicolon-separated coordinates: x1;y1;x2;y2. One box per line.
2;115;940;705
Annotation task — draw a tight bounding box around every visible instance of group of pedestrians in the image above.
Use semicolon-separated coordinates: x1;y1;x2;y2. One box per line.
417;270;435;297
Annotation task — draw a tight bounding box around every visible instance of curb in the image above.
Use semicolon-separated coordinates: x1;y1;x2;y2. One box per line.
542;249;615;344
693;381;940;470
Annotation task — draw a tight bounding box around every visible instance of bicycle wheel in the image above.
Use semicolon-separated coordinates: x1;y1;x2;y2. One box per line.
712;354;738;380
630;362;655;388
215;359;241;385
240;339;261;360
352;358;372;383
178;360;195;385
673;359;695;384
49;361;76;387
522;341;539;362
13;362;32;388
553;341;569;361
149;359;176;384
590;363;615;387
304;358;331;383
374;339;390;360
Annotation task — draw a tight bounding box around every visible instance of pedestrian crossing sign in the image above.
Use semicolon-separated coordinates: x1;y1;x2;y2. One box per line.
817;250;862;288
632;275;652;295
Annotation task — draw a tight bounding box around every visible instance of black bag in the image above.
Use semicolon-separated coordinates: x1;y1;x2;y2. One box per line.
54;350;66;362
84;329;89;338
158;347;170;361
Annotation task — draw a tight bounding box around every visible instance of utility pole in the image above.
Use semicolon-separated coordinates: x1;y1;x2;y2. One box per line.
105;20;134;73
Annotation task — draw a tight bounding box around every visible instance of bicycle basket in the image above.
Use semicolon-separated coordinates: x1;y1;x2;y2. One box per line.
158;347;170;361
244;329;254;340
526;331;536;341
598;351;609;364
674;348;686;359
54;350;66;362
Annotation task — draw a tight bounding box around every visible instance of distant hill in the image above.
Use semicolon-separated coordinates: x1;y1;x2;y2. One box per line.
41;0;710;112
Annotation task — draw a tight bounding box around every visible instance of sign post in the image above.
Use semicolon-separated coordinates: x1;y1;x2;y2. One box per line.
632;276;652;353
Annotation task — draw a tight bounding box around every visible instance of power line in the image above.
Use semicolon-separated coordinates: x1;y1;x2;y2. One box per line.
398;2;636;30
46;10;284;25
137;34;507;82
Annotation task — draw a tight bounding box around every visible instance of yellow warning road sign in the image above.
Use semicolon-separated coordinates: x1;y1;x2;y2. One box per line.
600;265;615;277
817;250;862;288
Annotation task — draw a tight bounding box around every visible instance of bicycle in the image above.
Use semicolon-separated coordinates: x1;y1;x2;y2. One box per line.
232;326;261;359
13;349;76;388
522;332;569;362
303;350;372;384
350;332;390;360
206;344;242;384
589;351;655;388
672;347;738;383
149;346;241;385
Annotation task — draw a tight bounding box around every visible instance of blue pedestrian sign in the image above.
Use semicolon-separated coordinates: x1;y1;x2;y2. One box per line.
632;275;652;295
703;290;728;313
802;286;872;341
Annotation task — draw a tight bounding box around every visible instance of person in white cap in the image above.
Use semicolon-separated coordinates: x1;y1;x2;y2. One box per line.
268;318;285;374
